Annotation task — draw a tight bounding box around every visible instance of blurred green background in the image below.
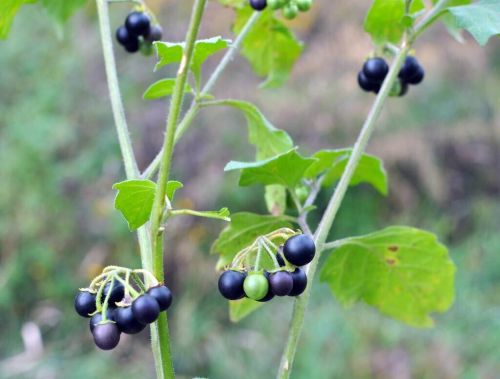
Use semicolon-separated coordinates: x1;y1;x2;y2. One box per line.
1;0;500;378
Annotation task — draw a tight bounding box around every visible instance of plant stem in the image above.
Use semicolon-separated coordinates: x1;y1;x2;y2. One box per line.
276;44;411;379
413;0;451;40
148;0;207;377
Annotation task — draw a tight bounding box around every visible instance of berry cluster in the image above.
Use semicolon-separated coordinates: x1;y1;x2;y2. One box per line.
218;234;315;302
74;268;172;350
358;56;425;96
249;0;313;20
115;11;163;54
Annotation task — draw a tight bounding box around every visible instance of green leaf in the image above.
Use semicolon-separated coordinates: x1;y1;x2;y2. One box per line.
154;37;230;83
229;298;264;322
234;7;303;88
143;79;193;100
225;149;317;190
305;149;388;196
320;227;456;327
364;0;426;45
173;208;231;222
446;0;500;45
40;0;87;23
211;212;293;269
218;0;245;7
431;0;471;42
0;0;37;40
113;179;183;230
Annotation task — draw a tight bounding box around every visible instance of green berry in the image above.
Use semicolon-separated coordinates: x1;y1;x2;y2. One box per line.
243;273;269;301
296;0;312;12
282;3;299;19
268;0;285;9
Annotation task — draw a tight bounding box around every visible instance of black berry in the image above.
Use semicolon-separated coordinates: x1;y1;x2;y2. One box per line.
125;12;151;37
283;234;316;266
145;25;163;43
92;323;121;350
269;271;294;296
115;306;146;334
399;81;409;97
147;285;173;311
218;270;246;300
288;268;308;296
103;281;125;306
256;271;275;302
358;71;381;93
276;251;286;267
406;65;424;85
124;39;140;53
74;291;96;318
116;25;132;46
250;0;267;11
132;294;160;324
89;309;116;332
362;57;389;82
399;56;420;81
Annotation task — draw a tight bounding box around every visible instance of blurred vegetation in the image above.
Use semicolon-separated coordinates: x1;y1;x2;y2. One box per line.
0;0;499;378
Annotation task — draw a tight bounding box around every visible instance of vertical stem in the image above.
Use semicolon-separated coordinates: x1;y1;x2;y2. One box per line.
276;45;411;379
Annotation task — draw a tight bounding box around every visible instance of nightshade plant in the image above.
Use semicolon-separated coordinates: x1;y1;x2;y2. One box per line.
2;0;500;378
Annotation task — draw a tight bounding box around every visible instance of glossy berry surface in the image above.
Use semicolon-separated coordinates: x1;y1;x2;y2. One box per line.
74;291;96;318
125;12;151;37
362;57;389;81
92;323;121;350
132;294;160;324
147;285;173;311
243;273;269;301
124;39;140;53
288;268;308;296
116;26;132;46
103;281;125;305
146;25;163;43
283;234;316;266
406;66;425;85
399;56;419;81
89;309;116;332
358;71;381;93
283;3;299;19
249;0;267;11
269;271;294;296
257;271;275;302
115;306;146;334
218;270;246;300
296;0;312;12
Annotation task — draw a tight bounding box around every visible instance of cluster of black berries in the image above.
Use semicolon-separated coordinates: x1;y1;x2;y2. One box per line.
249;0;313;20
74;281;172;350
115;11;163;54
358;56;425;96
218;234;315;302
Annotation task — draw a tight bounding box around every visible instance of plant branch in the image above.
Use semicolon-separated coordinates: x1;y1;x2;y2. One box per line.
276;44;412;379
413;0;451;39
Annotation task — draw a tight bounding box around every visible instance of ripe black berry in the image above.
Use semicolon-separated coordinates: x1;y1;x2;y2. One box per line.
362;57;389;82
399;56;420;82
89;309;116;332
283;234;316;266
125;12;151;37
103;281;125;305
124;39;140;53
257;271;275;302
288;268;307;296
145;25;163;43
74;291;96;318
92;323;121;350
116;25;132;46
132;294;160;324
218;270;246;300
147;285;173;311
406;65;425;85
399;81;409;96
115;306;146;334
249;0;267;11
269;271;294;296
358;71;381;93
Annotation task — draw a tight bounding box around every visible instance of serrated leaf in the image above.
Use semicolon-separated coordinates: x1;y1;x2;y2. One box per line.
154;37;230;83
446;0;500;45
305;149;388;196
225;149;317;190
211;212;293;269
143;79;193;100
174;207;231;222
229;298;264;322
234;7;303;88
320;227;455;327
364;0;426;45
0;0;37;39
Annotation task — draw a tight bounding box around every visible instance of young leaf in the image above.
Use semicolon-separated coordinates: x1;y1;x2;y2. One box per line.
229;298;264;323
0;0;37;39
305;149;388;196
172;208;231;222
320;227;456;327
211;212;293;269
166;181;183;201
364;0;425;45
143;79;193;100
234;7;303;88
446;0;500;46
225;149;317;190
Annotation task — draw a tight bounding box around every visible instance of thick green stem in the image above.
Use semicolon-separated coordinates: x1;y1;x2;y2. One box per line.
276;44;411;379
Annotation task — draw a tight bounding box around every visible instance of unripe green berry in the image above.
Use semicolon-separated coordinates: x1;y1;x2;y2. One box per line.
282;2;299;19
296;0;312;12
243;273;269;301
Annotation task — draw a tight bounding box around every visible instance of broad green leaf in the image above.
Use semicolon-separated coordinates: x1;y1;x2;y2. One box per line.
431;0;471;42
220;100;294;214
113;179;183;230
446;0;500;45
143;79;193;100
364;0;426;45
234;7;303;88
320;226;455;327
41;0;87;23
305;149;388;196
0;0;37;39
174;208;231;222
229;298;264;322
225;149;317;190
154;37;230;83
211;212;293;269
